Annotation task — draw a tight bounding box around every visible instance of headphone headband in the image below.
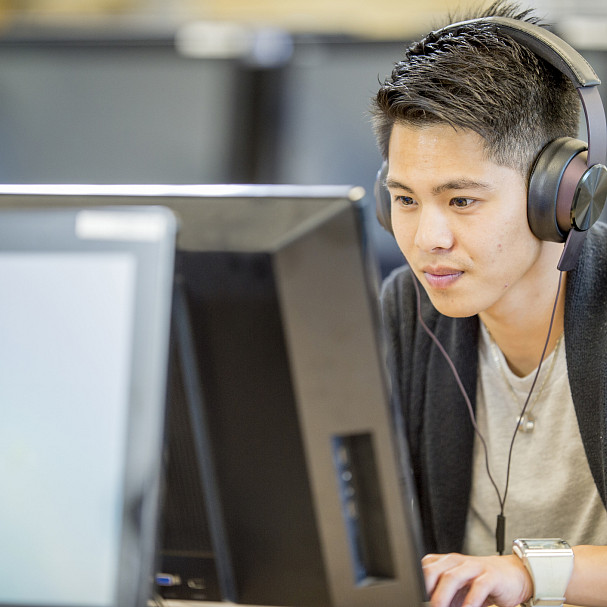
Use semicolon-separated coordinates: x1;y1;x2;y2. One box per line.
436;16;600;87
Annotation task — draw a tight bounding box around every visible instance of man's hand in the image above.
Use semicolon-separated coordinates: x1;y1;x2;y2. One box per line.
422;552;533;607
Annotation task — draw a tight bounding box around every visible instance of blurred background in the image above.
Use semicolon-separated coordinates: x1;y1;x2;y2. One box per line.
0;0;605;271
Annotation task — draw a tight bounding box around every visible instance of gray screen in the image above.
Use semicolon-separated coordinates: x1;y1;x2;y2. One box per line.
0;252;136;606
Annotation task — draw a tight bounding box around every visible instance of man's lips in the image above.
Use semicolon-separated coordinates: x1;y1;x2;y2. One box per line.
422;267;464;288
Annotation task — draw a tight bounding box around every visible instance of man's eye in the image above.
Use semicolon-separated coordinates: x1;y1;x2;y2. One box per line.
393;195;416;206
451;197;475;208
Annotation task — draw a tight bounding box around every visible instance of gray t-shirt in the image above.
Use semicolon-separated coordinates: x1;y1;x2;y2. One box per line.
463;323;607;555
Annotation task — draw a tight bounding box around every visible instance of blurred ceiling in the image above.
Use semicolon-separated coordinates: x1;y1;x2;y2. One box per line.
1;0;606;46
0;0;527;39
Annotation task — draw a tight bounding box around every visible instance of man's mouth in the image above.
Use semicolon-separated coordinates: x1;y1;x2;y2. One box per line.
422;266;464;289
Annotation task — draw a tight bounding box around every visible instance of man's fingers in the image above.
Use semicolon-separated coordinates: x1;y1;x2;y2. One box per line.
422;554;486;607
422;552;531;607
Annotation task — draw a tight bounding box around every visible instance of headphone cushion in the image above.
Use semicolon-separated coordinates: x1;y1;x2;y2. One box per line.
528;137;587;242
374;161;393;234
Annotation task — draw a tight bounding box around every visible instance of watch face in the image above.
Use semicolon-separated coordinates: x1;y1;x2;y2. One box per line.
518;539;571;551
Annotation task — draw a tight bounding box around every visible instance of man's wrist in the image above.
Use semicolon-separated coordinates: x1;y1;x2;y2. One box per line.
506;553;534;606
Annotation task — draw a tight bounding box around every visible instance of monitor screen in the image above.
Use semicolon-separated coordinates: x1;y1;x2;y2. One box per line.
0;206;176;607
0;184;425;607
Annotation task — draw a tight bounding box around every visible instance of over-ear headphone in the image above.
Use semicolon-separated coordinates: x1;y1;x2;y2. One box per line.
375;16;607;271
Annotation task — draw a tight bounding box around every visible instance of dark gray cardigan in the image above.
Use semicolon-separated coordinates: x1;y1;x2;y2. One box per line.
380;222;607;554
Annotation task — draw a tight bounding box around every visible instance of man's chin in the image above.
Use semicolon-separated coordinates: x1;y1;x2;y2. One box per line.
424;291;479;319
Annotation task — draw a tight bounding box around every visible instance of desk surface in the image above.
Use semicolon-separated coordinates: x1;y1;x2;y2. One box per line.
156;601;263;607
156;602;236;606
158;602;578;607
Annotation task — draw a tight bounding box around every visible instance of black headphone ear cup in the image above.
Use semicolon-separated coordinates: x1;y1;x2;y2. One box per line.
528;137;588;242
374;161;393;234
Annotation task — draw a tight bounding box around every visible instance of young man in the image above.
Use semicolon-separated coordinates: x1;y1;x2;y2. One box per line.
371;1;607;605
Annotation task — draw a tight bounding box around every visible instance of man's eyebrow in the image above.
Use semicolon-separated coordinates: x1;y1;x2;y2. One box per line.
385;177;494;195
384;178;414;192
433;179;494;194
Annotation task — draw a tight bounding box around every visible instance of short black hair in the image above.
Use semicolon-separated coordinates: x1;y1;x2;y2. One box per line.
371;0;580;178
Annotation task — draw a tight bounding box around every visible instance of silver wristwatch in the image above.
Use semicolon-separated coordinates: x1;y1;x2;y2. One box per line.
512;539;574;607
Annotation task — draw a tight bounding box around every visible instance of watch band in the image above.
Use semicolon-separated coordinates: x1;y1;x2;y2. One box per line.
512;539;574;607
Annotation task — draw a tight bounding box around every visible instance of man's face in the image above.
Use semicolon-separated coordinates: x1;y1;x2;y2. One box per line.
386;122;547;319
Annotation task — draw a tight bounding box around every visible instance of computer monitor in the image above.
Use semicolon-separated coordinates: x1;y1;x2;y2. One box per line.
0;205;176;607
0;184;425;607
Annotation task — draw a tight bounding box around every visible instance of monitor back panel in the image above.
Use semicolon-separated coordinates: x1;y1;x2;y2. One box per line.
0;185;425;607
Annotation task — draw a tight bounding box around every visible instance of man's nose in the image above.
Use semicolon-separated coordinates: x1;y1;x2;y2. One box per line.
413;205;455;253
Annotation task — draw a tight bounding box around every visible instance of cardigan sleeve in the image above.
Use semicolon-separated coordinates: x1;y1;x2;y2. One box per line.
564;221;607;508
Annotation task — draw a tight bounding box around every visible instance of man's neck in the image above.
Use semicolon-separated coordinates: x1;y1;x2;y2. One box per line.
479;270;567;378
